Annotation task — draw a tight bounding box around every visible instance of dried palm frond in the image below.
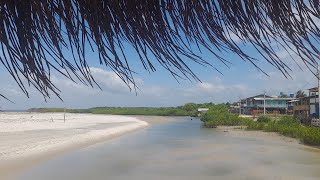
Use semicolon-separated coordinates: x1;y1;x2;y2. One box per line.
0;0;319;100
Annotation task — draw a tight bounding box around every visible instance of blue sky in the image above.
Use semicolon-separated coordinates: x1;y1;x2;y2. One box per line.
0;34;317;110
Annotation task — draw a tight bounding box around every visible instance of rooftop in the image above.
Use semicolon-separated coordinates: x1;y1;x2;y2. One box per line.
308;87;319;92
254;97;296;101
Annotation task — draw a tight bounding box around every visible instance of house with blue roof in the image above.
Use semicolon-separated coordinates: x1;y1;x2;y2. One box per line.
240;94;296;115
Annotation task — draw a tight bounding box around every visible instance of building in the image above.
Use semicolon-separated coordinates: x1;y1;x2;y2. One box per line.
240;94;296;115
292;96;310;117
198;108;209;113
292;87;319;125
229;104;240;114
308;87;319;118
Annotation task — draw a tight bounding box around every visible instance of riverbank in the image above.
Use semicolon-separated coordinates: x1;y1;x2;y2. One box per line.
0;112;148;179
200;104;320;147
217;126;301;144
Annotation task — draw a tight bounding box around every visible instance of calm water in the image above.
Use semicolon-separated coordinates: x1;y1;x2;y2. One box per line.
17;117;320;180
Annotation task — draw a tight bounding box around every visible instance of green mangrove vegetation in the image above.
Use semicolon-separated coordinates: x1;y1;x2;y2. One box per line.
29;103;213;117
200;105;320;146
246;116;320;146
200;104;251;127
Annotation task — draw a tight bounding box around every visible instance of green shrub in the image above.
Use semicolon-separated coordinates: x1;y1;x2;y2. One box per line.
279;125;301;138
200;104;252;127
263;121;278;132
257;115;271;123
277;116;299;125
240;117;252;125
246;121;265;130
299;127;320;145
293;115;313;126
204;120;219;128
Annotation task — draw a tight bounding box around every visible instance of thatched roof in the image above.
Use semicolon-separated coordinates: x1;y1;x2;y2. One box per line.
0;0;319;100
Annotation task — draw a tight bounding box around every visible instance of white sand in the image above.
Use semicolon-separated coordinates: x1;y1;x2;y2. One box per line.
0;112;148;164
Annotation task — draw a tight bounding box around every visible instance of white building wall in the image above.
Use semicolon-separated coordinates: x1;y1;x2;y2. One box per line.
310;98;316;104
310;104;316;114
309;97;319;103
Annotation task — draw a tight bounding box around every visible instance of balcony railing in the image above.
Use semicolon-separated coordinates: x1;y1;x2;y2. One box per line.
244;104;288;108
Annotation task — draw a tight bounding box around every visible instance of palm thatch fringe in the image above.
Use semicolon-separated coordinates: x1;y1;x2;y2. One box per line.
0;0;319;99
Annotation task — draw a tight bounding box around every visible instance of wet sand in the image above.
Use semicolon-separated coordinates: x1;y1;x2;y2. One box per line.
217;126;300;144
0;112;148;179
216;126;320;151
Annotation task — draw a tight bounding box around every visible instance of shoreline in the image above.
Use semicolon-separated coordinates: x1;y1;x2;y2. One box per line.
216;126;320;151
0;112;149;179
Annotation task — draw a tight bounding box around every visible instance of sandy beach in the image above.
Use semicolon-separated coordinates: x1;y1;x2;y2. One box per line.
0;112;148;179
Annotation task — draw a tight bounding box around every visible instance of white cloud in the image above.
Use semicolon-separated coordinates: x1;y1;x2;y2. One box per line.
248;45;317;97
0;67;253;109
198;82;221;92
0;59;318;110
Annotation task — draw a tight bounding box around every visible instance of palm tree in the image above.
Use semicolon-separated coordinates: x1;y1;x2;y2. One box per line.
0;1;319;99
296;90;307;98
